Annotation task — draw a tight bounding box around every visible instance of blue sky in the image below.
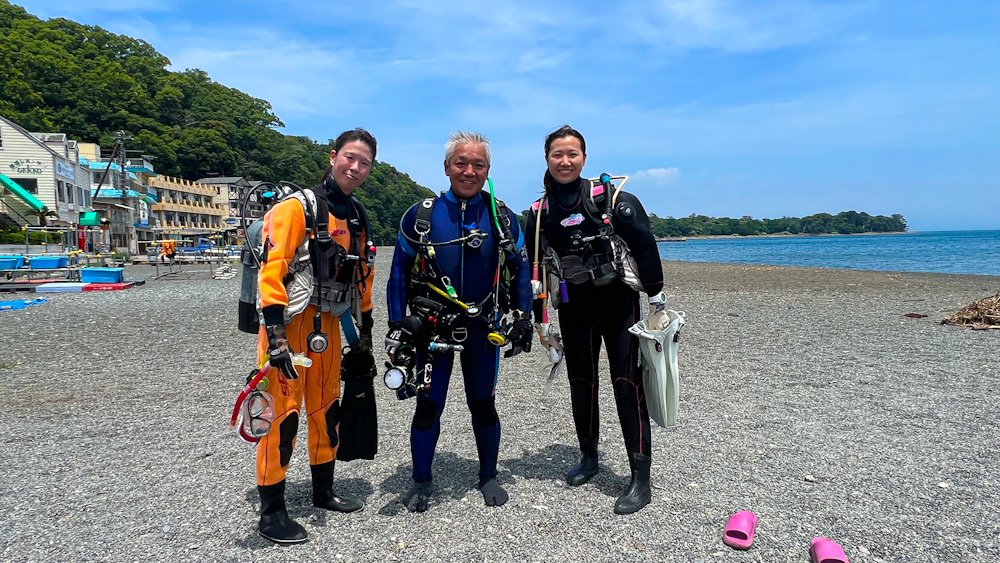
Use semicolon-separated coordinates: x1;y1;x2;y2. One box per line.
15;0;1000;231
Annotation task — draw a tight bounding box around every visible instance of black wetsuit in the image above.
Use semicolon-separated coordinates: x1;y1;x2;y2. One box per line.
523;177;664;458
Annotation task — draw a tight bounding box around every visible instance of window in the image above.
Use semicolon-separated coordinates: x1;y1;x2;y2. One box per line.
67;182;74;203
77;187;84;205
58;181;66;202
0;125;4;148
9;178;38;193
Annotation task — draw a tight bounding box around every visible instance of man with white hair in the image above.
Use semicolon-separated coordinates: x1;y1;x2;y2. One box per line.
385;131;533;512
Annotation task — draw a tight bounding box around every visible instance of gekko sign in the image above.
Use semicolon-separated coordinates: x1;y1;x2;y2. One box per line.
8;159;43;175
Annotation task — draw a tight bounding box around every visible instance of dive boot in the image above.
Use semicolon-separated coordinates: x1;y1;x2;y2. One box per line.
311;461;363;513
402;480;432;513
258;481;308;544
566;437;599;486
614;452;651;515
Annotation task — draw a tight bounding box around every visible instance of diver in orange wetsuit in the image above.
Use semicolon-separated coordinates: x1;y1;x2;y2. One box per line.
253;128;377;544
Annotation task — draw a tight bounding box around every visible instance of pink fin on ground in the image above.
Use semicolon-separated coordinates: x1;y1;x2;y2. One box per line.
811;537;850;563
722;510;757;550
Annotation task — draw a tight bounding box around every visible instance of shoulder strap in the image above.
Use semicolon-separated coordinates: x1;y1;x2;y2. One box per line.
578;179;605;227
489;196;518;257
300;187;326;241
350;197;376;264
413;196;437;237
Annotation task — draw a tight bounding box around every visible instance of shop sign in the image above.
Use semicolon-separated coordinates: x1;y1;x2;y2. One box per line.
8;159;43;175
56;161;75;180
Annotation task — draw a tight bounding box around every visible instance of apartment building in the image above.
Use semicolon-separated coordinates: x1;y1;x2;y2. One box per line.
148;174;227;236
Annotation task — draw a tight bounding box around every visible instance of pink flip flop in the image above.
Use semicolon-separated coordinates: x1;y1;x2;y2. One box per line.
811;537;850;563
722;510;757;550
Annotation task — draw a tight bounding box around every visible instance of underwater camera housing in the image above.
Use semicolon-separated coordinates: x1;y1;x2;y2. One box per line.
383;297;465;398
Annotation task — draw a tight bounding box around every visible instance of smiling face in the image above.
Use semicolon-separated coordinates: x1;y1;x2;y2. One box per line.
546;135;587;184
444;142;490;199
329;140;374;194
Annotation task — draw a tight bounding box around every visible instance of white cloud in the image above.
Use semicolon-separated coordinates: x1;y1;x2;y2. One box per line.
622;0;867;52
632;167;681;186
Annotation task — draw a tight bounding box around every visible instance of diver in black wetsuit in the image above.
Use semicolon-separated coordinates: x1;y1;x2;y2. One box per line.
523;125;667;515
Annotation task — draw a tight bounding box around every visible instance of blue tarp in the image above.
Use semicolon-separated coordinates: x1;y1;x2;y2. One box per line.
0;298;49;311
91;188;155;202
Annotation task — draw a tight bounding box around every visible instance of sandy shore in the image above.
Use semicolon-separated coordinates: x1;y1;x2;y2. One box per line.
2;256;999;562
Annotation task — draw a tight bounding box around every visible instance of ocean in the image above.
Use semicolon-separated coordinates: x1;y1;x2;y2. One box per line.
656;230;1000;277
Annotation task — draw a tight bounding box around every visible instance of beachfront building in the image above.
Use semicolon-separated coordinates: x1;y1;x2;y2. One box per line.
78;142;158;254
196;176;264;244
0;114;93;247
148;174;227;243
196;176;265;220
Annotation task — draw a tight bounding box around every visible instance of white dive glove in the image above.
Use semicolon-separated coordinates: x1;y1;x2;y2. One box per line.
647;291;669;331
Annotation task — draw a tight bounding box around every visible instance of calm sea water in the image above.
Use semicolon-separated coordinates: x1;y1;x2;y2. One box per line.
656;230;1000;276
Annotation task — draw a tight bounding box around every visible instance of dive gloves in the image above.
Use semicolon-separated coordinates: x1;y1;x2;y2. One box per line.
266;324;299;380
503;315;534;358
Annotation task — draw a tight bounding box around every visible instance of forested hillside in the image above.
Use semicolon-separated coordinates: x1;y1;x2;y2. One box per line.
648;211;908;237
0;1;432;244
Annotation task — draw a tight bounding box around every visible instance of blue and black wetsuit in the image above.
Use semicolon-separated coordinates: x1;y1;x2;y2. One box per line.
388;189;532;484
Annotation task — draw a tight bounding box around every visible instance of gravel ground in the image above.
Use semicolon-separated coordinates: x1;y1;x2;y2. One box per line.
1;254;998;562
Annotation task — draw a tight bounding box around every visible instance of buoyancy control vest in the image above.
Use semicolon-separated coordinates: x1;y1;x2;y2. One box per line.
404;189;519;318
238;182;375;333
530;175;646;297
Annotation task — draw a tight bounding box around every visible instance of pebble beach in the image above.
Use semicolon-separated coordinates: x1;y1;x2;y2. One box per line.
2;253;999;562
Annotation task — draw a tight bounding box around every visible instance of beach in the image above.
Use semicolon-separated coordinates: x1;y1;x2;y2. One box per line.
2;254;999;562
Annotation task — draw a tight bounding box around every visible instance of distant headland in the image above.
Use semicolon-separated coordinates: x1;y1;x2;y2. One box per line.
649;211;907;238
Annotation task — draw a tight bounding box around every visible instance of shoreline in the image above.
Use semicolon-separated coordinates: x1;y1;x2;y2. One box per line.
656;230;912;241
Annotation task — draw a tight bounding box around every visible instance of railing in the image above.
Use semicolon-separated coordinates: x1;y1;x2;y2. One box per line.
0;198;31;230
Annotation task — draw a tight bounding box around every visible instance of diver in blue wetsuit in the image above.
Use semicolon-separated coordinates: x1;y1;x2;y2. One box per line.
385;131;533;512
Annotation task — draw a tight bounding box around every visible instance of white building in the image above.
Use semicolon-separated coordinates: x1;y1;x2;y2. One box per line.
0;114;92;238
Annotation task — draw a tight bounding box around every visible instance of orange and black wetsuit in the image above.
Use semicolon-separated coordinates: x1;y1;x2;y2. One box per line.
255;181;374;487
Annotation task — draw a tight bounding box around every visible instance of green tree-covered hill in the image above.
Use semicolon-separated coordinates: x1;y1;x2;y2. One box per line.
0;1;432;244
648;211;907;237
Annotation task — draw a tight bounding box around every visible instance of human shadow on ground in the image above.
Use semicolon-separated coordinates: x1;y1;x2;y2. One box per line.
374;452;492;516
501;443;628;500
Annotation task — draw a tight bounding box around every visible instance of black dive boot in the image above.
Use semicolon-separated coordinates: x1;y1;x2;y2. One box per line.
311;461;363;513
566;437;600;486
258;481;308;544
614;452;652;515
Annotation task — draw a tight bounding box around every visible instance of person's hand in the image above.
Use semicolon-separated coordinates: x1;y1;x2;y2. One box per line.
647;292;668;331
503;316;534;358
384;321;404;361
266;324;298;379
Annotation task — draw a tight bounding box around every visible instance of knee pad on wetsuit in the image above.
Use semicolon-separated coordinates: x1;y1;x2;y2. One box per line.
469;396;499;427
413;399;439;432
325;401;341;448
278;412;299;467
